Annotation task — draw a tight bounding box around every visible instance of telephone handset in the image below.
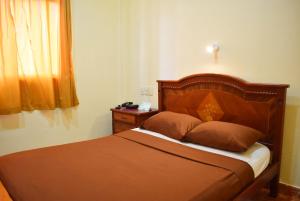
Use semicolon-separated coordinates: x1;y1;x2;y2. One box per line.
115;102;139;109
121;102;133;107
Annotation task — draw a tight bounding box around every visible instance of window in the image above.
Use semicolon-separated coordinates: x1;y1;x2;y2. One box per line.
0;0;78;115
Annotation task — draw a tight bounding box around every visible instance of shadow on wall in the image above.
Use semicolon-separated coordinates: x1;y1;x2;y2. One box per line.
89;112;112;139
0;113;25;130
0;108;78;131
280;96;300;186
41;108;79;129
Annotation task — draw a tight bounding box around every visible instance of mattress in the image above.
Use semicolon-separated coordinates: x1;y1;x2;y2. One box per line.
0;130;254;201
133;128;270;178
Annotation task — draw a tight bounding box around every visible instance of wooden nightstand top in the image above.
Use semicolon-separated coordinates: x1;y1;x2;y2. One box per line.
111;108;159;134
110;108;159;116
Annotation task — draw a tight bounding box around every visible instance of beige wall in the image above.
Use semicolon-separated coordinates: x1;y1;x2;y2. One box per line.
121;0;300;187
0;0;122;155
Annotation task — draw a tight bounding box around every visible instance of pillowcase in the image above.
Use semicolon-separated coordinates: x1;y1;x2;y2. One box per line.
141;111;202;140
184;121;263;152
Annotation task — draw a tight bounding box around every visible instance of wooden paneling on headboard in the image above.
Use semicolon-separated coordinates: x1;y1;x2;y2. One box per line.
157;74;289;163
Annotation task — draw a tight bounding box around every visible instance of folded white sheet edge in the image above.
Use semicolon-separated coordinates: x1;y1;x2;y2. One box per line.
132;128;270;178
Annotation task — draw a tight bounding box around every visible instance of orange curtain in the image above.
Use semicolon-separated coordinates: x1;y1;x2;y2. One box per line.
0;0;78;115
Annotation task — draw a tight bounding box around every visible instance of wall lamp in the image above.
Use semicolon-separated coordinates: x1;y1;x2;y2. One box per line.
206;43;220;63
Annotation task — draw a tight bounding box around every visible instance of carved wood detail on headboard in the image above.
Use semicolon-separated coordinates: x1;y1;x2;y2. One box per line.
157;73;289;164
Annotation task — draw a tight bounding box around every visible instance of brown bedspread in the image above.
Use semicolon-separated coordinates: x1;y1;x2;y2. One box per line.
0;130;254;201
0;181;12;201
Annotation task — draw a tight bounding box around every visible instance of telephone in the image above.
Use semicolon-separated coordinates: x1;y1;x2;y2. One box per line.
121;102;133;107
115;102;139;109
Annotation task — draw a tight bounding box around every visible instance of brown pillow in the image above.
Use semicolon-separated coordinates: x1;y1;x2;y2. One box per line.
141;111;202;140
185;121;263;152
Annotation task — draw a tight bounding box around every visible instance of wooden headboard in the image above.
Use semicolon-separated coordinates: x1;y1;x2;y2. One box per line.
157;73;289;164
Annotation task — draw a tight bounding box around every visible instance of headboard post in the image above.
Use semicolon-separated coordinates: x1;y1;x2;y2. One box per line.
157;73;289;166
272;89;287;164
158;81;163;112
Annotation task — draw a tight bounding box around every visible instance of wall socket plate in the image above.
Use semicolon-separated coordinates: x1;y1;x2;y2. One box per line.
140;87;153;96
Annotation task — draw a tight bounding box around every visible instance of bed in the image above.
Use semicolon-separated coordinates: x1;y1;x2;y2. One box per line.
0;73;289;201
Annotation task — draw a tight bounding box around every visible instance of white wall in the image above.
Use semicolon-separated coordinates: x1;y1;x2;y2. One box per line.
0;0;122;155
121;0;300;187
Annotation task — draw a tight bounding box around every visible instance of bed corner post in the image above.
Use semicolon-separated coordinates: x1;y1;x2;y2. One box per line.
157;81;163;112
270;175;280;197
269;87;289;197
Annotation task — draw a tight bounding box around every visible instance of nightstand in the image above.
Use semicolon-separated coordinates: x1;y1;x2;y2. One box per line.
111;108;159;134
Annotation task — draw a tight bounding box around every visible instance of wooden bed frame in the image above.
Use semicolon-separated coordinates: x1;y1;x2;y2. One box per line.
157;73;289;201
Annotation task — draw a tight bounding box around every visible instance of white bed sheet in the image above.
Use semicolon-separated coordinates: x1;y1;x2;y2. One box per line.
132;128;270;178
